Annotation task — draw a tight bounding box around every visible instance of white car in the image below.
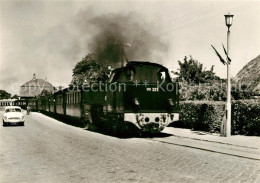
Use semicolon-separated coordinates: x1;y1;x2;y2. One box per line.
2;106;25;126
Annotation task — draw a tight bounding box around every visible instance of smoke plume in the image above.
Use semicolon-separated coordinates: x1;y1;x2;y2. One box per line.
75;10;169;67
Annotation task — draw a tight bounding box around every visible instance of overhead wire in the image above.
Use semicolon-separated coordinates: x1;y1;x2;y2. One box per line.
132;1;225;40
132;1;254;43
132;1;228;42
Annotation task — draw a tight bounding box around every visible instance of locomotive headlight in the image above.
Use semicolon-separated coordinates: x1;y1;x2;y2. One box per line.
168;98;174;106
134;98;140;106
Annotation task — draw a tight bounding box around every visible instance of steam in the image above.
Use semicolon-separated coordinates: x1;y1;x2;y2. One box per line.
75;10;169;67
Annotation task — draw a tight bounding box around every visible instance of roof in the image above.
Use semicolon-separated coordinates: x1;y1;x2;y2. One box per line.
0;99;17;102
127;61;167;68
4;106;21;109
20;75;55;97
21;79;54;88
113;61;168;72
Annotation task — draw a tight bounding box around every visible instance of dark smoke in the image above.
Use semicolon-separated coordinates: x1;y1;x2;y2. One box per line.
75;10;169;67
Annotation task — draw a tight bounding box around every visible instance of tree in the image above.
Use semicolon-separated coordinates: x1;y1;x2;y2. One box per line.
71;54;109;86
0;90;11;100
11;94;19;99
173;56;220;84
39;89;52;97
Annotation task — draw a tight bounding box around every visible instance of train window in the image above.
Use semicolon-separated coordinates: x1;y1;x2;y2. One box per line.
126;69;135;81
158;70;166;83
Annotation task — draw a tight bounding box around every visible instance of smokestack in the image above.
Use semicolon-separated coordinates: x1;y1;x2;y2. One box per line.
114;41;130;67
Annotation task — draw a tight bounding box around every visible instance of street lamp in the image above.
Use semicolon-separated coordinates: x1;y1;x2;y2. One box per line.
225;13;234;30
224;13;234;137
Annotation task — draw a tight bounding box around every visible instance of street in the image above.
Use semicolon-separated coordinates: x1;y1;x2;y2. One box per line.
1;112;260;183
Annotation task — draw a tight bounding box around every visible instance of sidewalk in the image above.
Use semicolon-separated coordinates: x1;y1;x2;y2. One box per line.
163;127;260;149
162;127;260;160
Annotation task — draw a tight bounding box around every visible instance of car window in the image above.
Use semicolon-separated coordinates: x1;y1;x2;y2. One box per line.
5;108;21;113
15;108;21;112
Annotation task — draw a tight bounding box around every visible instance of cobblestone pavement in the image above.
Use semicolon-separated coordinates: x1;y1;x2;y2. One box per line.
1;112;260;183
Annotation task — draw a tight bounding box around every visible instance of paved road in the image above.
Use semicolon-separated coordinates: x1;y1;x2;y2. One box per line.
1;112;260;183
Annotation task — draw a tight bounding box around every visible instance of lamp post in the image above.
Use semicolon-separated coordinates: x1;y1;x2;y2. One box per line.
224;13;234;137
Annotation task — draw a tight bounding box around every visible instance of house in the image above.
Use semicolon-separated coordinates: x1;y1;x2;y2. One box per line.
20;74;55;100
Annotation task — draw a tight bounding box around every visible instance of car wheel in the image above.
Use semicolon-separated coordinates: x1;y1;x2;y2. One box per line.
20;122;24;126
3;121;7;127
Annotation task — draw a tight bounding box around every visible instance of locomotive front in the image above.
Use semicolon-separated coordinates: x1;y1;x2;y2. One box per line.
108;62;179;133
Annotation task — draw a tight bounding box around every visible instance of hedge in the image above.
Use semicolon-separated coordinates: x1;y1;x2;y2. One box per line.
177;100;260;136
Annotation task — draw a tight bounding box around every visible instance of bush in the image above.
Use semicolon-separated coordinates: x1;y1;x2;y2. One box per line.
232;100;260;136
178;100;260;136
178;101;225;133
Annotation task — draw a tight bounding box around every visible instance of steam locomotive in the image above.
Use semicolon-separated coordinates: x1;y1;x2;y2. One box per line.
31;61;179;134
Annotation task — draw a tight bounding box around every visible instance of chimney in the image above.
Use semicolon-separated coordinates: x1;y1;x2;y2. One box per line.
33;73;36;80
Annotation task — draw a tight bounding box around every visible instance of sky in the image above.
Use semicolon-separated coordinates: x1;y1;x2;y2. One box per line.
0;0;259;95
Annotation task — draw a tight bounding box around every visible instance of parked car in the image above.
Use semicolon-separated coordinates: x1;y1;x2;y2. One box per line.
2;106;25;126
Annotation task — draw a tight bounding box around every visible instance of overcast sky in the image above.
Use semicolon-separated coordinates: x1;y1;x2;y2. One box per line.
1;0;259;95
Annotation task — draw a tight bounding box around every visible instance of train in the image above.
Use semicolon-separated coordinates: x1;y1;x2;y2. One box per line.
28;61;180;134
